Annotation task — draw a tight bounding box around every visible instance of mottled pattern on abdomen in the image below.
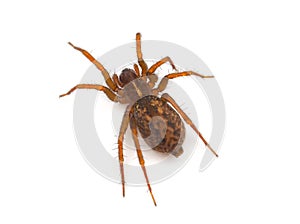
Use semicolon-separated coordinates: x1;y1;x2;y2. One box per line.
132;95;185;156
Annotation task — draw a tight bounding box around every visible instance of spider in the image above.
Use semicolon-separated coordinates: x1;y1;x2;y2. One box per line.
60;33;218;206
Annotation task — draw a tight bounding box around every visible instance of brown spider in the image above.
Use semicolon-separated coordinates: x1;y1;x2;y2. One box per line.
60;33;218;206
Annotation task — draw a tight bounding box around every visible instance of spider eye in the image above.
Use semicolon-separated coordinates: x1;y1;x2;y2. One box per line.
119;68;138;85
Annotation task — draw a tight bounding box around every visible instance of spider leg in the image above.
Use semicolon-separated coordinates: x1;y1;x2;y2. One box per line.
146;57;177;88
68;42;119;92
113;74;123;88
117;106;132;197
147;56;178;75
147;74;159;89
167;71;214;79
133;56;157;87
136;33;148;76
129;116;157;206
154;71;214;93
59;84;119;102
161;93;218;157
133;63;141;77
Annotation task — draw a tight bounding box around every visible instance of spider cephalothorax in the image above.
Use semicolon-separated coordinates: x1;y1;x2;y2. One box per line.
60;33;218;206
119;68;138;85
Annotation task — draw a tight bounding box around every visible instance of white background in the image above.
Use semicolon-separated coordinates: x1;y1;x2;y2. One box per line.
1;0;299;223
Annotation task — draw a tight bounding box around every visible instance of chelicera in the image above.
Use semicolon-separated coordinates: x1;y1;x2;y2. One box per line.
60;33;218;206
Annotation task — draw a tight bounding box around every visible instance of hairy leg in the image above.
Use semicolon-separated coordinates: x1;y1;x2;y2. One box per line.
130;116;157;206
59;84;119;102
68;42;119;91
136;33;148;76
161;93;218;157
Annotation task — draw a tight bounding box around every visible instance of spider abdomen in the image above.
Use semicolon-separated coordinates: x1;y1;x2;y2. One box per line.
133;95;185;157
